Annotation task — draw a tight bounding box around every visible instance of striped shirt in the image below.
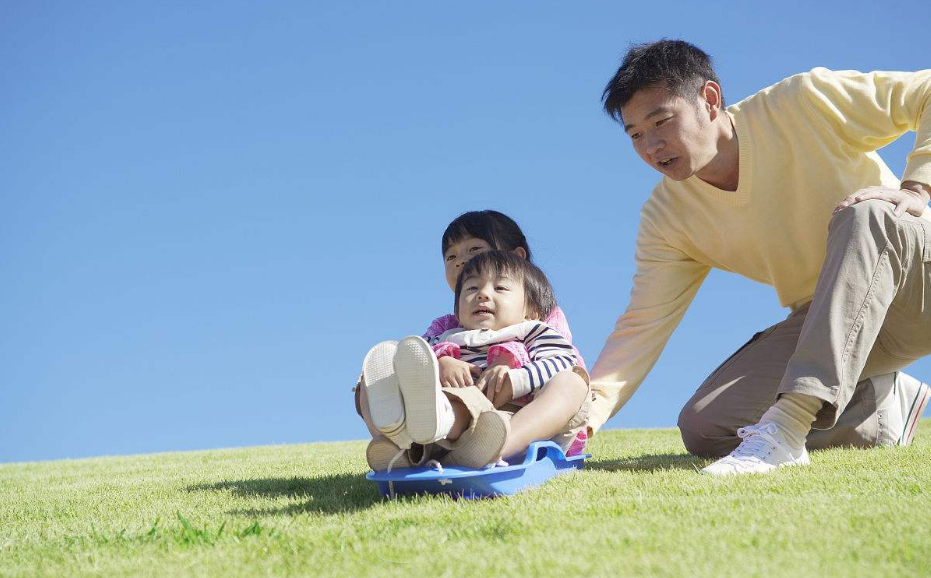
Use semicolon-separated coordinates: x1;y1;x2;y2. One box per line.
431;321;579;399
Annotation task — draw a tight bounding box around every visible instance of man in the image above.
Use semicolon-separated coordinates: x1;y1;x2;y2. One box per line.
589;39;931;475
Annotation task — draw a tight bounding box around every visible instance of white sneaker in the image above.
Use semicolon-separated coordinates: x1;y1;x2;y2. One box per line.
897;373;930;446
701;422;810;476
362;341;414;449
393;336;455;444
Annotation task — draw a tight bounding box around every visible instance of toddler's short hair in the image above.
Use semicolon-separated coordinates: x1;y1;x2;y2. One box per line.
454;251;556;321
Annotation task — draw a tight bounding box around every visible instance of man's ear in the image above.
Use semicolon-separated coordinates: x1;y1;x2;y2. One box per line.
512;247;528;260
700;80;724;120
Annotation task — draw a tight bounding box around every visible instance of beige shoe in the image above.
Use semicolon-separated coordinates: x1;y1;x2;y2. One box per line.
443;410;510;469
366;438;443;471
366;437;412;471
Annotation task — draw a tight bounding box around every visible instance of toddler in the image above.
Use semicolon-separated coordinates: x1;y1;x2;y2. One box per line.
363;250;591;469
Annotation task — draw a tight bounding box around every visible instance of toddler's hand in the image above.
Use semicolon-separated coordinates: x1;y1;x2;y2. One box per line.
476;365;513;408
438;356;481;388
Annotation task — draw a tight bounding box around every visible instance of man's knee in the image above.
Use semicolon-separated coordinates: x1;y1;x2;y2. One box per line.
831;198;894;232
678;403;730;457
677;402;738;458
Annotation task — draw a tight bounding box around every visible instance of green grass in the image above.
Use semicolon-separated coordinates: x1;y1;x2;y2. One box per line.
2;422;930;578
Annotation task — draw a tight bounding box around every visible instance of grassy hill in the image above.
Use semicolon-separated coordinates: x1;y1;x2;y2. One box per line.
2;423;930;578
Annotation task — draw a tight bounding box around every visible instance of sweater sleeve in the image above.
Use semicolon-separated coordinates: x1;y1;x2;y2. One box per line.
487;341;531;369
587;215;711;434
432;342;461;359
507;322;580;399
800;68;931;187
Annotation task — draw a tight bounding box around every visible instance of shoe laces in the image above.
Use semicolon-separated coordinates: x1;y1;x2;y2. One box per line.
731;423;779;460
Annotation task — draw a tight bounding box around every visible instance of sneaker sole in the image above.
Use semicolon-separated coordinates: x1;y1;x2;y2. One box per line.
444;411;509;469
787;447;810;467
362;341;407;440
393;336;446;444
902;381;930;446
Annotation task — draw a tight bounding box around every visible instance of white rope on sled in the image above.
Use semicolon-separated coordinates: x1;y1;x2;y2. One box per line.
385;448;407;499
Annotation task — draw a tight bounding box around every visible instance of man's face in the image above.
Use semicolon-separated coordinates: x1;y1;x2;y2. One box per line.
620;85;717;181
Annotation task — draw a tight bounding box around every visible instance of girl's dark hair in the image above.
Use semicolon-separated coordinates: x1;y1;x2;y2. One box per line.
454;251;556;321
602;39;722;123
441;210;532;262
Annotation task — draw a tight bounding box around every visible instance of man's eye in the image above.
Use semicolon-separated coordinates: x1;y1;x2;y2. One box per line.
629;132;641;140
495;285;509;291
656;117;671;127
445;255;455;262
469;246;484;253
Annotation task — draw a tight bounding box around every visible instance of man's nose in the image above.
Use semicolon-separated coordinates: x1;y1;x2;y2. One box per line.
645;133;664;155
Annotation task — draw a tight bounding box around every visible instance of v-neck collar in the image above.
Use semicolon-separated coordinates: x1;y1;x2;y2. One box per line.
685;109;752;206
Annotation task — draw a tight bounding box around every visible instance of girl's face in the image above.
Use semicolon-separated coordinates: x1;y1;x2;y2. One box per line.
443;236;528;291
443;237;493;291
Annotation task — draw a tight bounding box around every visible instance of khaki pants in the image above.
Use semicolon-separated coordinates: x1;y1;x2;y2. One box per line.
678;200;931;457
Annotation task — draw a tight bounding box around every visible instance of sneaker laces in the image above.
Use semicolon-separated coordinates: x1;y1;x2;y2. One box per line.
731;423;780;460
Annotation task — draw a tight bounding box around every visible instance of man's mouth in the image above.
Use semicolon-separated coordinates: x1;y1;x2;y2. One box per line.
658;157;678;169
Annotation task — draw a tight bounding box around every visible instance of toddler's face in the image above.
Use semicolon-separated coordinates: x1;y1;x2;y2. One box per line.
443;237;493;291
457;271;531;330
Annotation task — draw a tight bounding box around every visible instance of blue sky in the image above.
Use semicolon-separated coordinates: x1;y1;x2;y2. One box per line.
2;1;930;463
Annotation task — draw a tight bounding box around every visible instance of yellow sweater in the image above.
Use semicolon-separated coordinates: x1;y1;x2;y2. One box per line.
588;67;931;433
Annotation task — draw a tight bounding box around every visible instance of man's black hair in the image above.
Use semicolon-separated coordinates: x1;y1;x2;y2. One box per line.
453;251;556;321
602;39;722;123
441;210;532;262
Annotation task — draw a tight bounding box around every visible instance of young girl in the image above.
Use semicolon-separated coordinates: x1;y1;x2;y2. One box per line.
428;210;585;371
363;250;591;469
354;210;588;467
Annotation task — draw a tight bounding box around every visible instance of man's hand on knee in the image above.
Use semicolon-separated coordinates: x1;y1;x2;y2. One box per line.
833;182;931;218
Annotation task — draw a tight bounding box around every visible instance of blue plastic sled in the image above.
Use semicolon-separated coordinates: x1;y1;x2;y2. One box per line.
366;441;589;499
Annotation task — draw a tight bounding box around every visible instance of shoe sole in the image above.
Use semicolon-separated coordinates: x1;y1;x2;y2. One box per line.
393;336;446;444
789;448;810;467
701;455;810;476
444;411;509;469
902;381;930;446
366;438;412;471
362;341;408;441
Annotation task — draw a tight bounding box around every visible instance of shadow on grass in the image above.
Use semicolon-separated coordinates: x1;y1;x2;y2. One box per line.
187;473;382;516
587;452;708;473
